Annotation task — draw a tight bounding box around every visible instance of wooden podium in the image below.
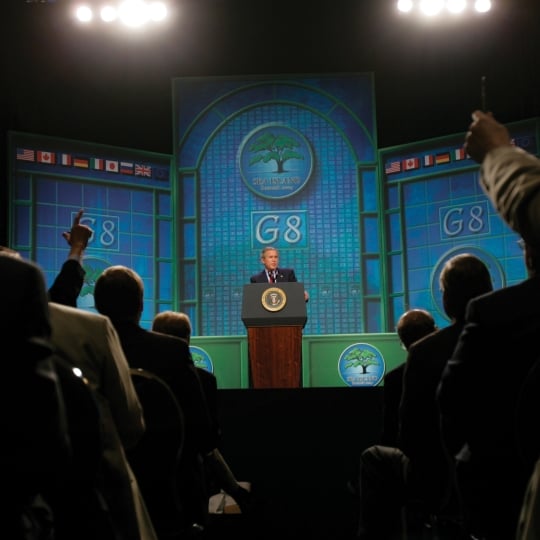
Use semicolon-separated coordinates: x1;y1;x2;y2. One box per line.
241;283;307;389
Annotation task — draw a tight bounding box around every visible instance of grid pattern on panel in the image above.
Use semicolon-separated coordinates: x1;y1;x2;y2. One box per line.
399;172;526;327
20;176;167;329
198;103;363;336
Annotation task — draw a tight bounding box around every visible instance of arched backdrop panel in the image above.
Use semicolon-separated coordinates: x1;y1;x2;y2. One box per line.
173;74;380;336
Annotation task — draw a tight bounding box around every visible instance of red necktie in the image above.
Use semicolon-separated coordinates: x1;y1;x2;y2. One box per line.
269;272;276;283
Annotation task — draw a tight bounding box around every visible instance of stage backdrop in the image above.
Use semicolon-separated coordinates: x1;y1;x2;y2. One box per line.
379;118;537;329
173;73;379;336
7;99;539;388
9;131;174;329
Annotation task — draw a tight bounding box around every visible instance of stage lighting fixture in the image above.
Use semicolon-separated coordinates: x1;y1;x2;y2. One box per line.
396;0;492;15
73;0;168;27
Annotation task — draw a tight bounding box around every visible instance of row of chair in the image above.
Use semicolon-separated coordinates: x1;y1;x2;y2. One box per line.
127;368;188;539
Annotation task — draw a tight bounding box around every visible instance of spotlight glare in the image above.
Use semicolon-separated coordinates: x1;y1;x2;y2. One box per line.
397;0;414;13
447;0;467;13
148;1;167;21
75;4;93;22
118;0;149;28
100;5;118;22
474;0;491;12
419;0;444;15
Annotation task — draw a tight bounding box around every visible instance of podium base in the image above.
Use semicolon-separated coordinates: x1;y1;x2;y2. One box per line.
247;326;302;388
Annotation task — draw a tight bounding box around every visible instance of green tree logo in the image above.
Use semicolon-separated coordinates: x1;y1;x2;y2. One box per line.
192;351;206;369
248;132;304;173
344;347;378;374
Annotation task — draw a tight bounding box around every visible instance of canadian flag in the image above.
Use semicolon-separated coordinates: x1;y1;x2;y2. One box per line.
402;157;420;171
37;151;56;164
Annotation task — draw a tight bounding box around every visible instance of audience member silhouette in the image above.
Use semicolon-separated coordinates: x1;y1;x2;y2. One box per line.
94;265;216;534
2;243;157;539
516;355;540;540
382;308;437;447
348;308;436;499
356;253;493;540
437;110;540;539
517;456;540;540
0;249;71;540
152;310;252;512
48;301;158;540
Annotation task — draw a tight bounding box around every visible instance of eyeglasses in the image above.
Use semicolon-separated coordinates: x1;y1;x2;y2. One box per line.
517;238;525;250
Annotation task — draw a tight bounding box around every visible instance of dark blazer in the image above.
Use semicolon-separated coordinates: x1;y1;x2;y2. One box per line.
380;363;404;448
250;267;297;283
398;323;464;503
1;254;51;341
48;258;85;307
110;321;215;457
438;276;540;538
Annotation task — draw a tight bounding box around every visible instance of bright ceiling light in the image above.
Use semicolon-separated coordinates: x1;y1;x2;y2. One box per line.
474;0;491;13
118;0;149;28
397;0;414;13
148;1;167;22
74;4;93;23
447;0;467;13
100;5;118;22
419;0;445;16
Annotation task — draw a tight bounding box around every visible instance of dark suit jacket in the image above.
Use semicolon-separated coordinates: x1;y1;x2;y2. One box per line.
438;276;540;536
250;267;297;283
48;258;85;307
398;323;464;503
110;320;215;457
380;363;404;448
196;367;222;447
1;254;51;341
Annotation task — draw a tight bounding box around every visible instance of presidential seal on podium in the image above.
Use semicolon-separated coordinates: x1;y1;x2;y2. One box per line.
261;286;287;312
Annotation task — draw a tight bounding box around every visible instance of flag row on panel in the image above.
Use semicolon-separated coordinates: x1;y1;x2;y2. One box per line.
15;148;161;179
384;146;468;175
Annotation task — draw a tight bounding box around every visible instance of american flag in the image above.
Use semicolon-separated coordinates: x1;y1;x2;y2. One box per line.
135;164;152;177
385;161;401;174
17;148;35;161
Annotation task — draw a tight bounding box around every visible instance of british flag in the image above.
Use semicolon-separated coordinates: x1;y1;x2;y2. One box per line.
135;164;152;177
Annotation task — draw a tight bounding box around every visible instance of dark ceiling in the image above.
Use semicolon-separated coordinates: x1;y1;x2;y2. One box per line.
2;0;540;193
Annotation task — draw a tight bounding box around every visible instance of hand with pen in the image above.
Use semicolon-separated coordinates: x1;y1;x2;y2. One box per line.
464;110;513;164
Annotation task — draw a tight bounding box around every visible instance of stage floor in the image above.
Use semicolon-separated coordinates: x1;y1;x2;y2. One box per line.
210;387;383;539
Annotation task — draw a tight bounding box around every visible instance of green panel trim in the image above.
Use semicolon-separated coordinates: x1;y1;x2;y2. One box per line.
191;336;249;389
193;333;405;389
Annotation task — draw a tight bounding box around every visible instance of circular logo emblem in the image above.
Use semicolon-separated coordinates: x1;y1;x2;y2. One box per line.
261;287;287;312
238;123;313;200
190;345;214;374
338;343;385;387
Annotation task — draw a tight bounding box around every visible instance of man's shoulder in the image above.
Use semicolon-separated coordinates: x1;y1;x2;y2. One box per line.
120;325;192;364
147;327;190;349
250;271;264;281
49;302;108;325
384;363;405;384
467;277;540;320
407;326;458;361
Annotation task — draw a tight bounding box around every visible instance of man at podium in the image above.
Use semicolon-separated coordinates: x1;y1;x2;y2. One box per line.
250;246;309;302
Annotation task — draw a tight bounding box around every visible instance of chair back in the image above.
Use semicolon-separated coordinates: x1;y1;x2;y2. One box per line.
48;355;119;540
515;357;540;471
126;368;186;538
